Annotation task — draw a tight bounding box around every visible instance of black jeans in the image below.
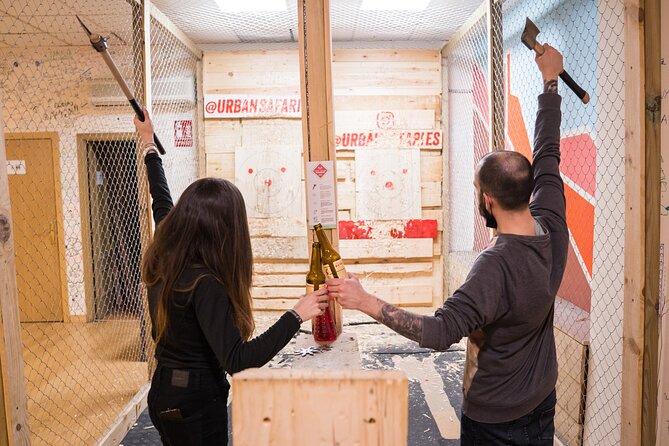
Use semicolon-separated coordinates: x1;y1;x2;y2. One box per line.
461;389;556;446
148;365;229;446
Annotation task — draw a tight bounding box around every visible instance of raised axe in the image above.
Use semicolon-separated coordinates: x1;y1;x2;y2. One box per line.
521;17;590;105
76;15;166;154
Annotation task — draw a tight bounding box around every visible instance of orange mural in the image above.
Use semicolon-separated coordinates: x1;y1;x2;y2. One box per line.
505;51;595;313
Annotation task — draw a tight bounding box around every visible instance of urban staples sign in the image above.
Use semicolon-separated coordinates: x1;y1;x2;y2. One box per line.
335;130;442;149
204;94;302;118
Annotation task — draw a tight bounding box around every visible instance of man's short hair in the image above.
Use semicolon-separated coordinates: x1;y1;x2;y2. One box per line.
477;151;534;211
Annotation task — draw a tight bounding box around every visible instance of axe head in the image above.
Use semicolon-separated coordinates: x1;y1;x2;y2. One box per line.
521;17;541;52
75;15;107;52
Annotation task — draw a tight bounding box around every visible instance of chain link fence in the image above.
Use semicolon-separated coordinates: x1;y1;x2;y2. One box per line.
445;9;490;257
447;0;626;444
0;0;199;443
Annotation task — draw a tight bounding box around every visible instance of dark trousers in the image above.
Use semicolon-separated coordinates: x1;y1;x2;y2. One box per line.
461;389;556;446
148;365;229;446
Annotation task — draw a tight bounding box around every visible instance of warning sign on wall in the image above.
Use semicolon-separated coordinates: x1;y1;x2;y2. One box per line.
174;120;193;147
306;160;337;229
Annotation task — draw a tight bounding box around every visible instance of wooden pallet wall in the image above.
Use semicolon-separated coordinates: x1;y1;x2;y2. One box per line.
203;49;444;310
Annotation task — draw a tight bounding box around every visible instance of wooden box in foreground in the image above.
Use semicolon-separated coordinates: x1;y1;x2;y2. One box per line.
232;369;408;446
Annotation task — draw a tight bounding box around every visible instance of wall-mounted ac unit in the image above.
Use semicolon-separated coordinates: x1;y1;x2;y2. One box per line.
89;76;195;107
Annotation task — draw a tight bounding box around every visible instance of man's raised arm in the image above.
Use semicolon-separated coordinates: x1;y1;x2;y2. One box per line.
529;44;567;230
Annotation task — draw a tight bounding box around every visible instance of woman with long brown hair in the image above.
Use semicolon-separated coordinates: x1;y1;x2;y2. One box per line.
134;110;329;445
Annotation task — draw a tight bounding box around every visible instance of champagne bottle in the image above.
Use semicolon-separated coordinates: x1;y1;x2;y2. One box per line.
313;223;344;335
307;241;337;344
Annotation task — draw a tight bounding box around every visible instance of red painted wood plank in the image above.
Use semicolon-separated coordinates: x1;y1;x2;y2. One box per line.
338;220;438;240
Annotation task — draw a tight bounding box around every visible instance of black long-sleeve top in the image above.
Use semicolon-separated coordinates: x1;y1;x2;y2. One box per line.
144;153;300;374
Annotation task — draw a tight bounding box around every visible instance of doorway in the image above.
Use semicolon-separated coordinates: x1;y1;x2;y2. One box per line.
82;138;143;320
6;133;66;322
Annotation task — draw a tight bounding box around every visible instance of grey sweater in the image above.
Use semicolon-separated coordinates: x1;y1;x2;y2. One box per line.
421;93;568;423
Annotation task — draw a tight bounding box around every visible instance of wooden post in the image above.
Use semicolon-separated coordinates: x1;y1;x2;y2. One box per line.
0;95;31;444
297;0;338;247
642;0;661;443
621;0;647;443
196;59;206;179
488;0;505;152
232;369;408;445
130;0;155;369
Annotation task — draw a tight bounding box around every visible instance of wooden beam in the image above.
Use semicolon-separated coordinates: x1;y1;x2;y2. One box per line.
196;59;206;178
96;384;149;446
297;0;339;246
441;1;487;58
488;0;505;152
621;0;646;443
642;0;661;443
657;0;669;441
0;93;31;444
139;0;157;376
149;3;202;59
439;51;449;304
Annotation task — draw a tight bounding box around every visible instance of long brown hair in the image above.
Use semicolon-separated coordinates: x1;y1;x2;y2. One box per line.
142;178;255;342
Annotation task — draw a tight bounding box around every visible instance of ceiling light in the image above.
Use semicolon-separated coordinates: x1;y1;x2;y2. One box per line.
361;0;430;11
215;0;287;13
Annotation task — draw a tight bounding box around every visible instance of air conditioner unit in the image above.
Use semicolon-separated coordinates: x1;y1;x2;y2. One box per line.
89;76;195;107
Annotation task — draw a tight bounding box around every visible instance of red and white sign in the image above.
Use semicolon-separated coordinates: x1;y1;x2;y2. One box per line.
174;120;193;147
204;94;302;118
306;160;336;229
335;130;442;149
313;163;328;178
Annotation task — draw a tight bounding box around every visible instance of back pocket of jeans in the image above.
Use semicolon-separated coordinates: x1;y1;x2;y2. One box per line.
159;398;226;445
538;407;555;441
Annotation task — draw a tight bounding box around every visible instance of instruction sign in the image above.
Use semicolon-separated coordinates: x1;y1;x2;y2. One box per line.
307;160;337;229
204;94;302;119
174;120;193;147
6;160;26;175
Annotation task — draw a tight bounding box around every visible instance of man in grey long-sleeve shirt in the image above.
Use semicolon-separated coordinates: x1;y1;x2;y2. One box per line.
327;45;568;445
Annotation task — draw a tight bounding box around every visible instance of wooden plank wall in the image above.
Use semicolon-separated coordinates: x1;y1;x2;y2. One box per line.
203;49;443;310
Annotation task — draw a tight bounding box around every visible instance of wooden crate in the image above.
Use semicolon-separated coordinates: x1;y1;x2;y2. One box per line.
232;369;408;446
555;326;589;445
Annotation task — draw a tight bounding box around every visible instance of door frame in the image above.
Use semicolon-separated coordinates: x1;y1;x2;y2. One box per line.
77;133;151;322
5;132;69;323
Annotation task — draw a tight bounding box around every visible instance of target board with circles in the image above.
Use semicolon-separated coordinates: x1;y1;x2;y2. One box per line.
235;147;304;219
355;148;421;220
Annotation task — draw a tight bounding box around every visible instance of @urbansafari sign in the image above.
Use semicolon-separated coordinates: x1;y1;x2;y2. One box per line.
204;94;302;118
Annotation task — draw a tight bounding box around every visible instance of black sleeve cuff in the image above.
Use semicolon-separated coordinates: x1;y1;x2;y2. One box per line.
282;311;301;335
144;152;161;164
538;92;562;109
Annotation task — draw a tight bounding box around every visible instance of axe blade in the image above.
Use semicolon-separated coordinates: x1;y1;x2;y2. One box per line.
75;15;93;37
521;17;540;52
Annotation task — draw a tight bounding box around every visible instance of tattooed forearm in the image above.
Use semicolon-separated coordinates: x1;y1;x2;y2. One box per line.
544;79;558;94
376;302;423;343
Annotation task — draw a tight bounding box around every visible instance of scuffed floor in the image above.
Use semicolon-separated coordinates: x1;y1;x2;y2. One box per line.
121;312;467;445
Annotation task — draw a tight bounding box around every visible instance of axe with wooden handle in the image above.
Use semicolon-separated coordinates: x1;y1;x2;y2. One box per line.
76;15;166;154
521;17;590;105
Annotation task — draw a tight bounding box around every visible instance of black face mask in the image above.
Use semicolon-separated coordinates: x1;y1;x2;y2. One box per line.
478;193;498;229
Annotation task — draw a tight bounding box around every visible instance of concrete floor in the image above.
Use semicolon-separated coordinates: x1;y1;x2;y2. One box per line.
121;312;467;445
